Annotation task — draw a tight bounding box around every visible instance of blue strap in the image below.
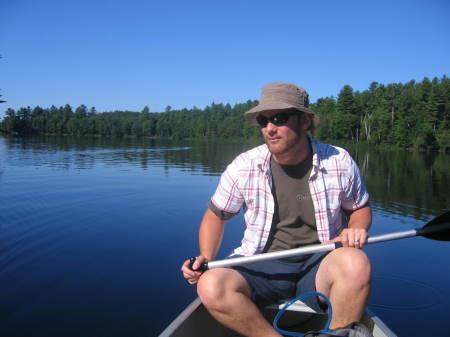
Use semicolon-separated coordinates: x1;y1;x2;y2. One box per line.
273;292;333;337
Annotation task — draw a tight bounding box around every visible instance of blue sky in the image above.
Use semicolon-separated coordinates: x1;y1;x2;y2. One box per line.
1;0;449;117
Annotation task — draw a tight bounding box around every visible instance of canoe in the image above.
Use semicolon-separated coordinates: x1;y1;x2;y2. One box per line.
159;297;397;337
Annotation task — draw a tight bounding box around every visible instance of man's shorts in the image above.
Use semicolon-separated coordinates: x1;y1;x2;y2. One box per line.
231;252;328;312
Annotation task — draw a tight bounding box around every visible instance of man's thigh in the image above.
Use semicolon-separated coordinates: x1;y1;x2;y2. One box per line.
232;253;328;308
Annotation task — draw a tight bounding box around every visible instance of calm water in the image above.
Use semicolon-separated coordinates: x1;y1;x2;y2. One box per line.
0;135;449;337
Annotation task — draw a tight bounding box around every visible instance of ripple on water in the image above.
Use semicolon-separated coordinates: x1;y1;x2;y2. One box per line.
369;275;441;311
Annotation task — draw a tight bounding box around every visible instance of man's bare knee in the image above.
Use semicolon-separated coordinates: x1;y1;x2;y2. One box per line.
197;268;251;312
338;248;371;287
318;248;371;291
197;270;225;310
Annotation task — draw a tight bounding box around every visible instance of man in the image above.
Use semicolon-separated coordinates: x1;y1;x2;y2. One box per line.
181;82;372;337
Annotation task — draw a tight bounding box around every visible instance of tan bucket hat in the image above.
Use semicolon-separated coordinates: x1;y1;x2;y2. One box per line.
244;82;320;129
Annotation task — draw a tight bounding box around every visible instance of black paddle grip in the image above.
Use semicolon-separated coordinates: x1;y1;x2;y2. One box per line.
189;257;208;272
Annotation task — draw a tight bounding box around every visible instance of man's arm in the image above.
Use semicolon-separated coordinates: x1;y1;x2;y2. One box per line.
331;204;372;248
348;204;372;231
199;208;227;260
181;208;227;284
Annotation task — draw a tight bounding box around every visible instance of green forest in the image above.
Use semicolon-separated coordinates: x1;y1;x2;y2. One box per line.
1;76;449;151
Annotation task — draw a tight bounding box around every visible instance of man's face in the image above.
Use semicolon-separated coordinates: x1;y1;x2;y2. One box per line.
258;110;307;156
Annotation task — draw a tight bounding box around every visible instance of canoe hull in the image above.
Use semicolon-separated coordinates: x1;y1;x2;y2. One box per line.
159;297;397;337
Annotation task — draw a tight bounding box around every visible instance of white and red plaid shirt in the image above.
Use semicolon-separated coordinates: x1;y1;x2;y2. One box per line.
210;138;369;257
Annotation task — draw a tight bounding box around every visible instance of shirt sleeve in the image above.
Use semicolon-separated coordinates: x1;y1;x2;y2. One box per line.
208;200;237;220
210;158;245;214
340;154;369;211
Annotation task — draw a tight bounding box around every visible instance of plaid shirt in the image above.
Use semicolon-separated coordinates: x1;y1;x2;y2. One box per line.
210;138;369;257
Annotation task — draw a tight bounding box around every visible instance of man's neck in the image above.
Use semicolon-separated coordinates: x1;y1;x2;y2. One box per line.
272;136;311;165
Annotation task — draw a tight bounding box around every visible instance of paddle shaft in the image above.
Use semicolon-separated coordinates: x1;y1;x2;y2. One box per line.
205;228;418;270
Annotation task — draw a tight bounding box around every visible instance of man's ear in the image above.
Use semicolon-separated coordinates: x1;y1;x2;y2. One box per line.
300;113;312;131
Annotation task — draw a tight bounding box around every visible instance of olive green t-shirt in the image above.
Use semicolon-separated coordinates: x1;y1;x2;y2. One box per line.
264;153;319;252
208;151;319;252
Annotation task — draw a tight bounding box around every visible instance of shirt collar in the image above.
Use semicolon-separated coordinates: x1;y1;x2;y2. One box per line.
257;145;272;174
309;137;322;177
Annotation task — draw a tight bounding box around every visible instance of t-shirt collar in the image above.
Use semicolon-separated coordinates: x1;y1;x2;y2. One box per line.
258;136;322;175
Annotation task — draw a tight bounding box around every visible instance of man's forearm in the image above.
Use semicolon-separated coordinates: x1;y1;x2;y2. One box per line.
347;204;372;231
199;208;227;260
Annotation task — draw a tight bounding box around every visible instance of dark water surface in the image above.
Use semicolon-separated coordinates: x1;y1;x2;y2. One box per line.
0;135;449;337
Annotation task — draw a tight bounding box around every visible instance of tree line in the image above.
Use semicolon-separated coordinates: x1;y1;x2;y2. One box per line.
313;76;449;151
1;76;448;151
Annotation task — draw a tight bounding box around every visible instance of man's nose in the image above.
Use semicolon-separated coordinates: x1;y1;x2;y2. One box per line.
266;121;277;133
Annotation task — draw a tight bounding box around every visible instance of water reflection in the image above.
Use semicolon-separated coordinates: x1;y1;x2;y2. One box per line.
348;145;449;219
1;135;256;175
1;135;448;218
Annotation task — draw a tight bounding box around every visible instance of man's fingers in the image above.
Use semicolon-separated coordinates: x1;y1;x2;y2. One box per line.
332;228;368;249
190;256;208;272
181;260;198;280
181;256;207;285
353;229;367;248
192;260;201;271
350;229;367;248
323;229;369;250
358;232;367;248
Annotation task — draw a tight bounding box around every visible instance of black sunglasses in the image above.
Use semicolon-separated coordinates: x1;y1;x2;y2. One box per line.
256;111;298;127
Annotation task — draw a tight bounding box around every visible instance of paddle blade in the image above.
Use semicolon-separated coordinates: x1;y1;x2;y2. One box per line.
416;211;450;241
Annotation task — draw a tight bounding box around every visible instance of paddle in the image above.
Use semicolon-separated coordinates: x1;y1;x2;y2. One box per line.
190;211;450;271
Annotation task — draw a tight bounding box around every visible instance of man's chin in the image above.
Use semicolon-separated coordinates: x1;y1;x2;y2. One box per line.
265;142;285;155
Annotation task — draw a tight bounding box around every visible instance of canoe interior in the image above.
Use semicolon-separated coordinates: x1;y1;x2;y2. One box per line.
159;298;397;337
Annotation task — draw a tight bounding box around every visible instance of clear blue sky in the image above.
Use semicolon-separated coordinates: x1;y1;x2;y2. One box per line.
1;0;449;117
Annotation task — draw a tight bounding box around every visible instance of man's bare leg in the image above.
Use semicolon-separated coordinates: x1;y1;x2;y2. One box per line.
316;247;371;329
197;268;282;337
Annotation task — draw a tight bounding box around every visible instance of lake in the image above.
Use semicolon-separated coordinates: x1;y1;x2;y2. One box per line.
0;135;449;337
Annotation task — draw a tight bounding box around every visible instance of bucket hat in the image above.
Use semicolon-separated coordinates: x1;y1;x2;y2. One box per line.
244;82;320;129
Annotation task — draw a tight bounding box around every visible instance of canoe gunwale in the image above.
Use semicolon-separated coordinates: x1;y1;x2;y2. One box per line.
365;308;398;337
158;298;203;337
